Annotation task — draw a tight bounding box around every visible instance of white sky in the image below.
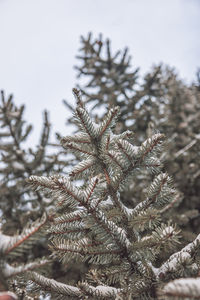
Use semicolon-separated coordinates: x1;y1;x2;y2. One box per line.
0;0;199;145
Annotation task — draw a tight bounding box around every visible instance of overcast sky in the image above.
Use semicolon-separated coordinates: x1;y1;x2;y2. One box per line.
0;0;199;145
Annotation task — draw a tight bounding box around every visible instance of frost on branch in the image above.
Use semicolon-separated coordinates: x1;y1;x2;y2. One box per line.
0;214;49;295
152;233;200;281
74;33;200;249
25;96;200;299
159;278;200;299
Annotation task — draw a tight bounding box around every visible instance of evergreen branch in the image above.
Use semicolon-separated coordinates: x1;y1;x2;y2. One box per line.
72;88;84;107
0;214;47;256
132;173;175;215
97;107;120;138
149;224;180;250
48;214;88;237
160;193;181;214
52;208;132;262
69;157;96;178
93;265;130;285
49;226;87;236
152;233;200;279
28;176;136;270
107;151;125;170
78;281;121;299
159;278;200;299
112;130;134;143
52;210;86;225
50;240;121;262
26;96;197;299
32;111;50;168
27;175;82;208
27;271;81;298
129;209;161;231
2;258;50;278
117;139;138;163
85;177;99;203
61;133;91;145
114;134;164;192
76;106;98;139
132;224;180;261
66;142;96;157
138;133;165;162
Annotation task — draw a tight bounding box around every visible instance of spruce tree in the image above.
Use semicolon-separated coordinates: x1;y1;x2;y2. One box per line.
0;33;199;299
0;91;66;233
19;92;199;299
73;33;200;240
0;91;65;298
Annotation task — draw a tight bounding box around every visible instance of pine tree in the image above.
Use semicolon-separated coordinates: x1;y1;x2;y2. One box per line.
19;93;199;299
0;212;49;298
0;33;200;299
0;91;66;233
73;33;200;241
0;91;66;298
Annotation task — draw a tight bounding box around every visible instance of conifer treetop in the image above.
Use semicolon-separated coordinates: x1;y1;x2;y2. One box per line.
25;94;200;299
